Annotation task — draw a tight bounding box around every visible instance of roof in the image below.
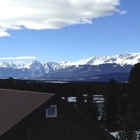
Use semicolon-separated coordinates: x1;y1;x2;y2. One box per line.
0;88;116;140
0;88;54;136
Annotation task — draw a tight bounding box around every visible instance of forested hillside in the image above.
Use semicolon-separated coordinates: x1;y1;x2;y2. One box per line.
0;78;129;97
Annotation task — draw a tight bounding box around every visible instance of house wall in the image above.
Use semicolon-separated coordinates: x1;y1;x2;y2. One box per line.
10;105;106;140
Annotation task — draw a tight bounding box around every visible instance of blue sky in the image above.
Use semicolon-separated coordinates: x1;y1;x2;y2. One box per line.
0;0;140;64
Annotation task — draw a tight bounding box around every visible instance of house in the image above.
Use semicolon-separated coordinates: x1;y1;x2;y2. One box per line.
0;89;116;140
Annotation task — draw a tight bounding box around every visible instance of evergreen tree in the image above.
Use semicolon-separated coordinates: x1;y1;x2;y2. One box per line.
6;77;15;89
127;63;140;130
117;63;140;139
76;93;85;113
128;63;140;88
102;79;125;132
85;92;99;123
117;112;140;140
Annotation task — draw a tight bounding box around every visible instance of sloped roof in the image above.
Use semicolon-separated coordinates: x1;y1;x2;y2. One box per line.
0;88;116;140
0;89;54;136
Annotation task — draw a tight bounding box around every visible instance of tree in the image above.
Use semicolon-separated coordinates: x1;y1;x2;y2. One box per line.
76;93;85;113
85;92;99;123
127;63;140;130
102;79;125;132
117;112;140;140
128;63;140;89
6;77;15;89
117;63;140;139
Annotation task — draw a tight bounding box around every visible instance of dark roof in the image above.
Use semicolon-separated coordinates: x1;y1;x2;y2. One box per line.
0;89;54;136
0;88;116;140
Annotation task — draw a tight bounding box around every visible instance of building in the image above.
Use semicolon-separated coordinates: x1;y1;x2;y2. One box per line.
0;89;116;140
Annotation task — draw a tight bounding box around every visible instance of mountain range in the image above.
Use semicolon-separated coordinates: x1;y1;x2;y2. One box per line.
0;53;140;82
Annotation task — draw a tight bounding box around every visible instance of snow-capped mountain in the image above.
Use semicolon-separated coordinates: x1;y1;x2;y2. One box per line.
43;62;60;73
0;53;140;81
58;53;140;67
0;62;17;68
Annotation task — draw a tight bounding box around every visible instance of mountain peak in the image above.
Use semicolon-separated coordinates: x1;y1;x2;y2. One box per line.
21;60;42;69
0;52;139;81
58;53;140;67
0;62;17;68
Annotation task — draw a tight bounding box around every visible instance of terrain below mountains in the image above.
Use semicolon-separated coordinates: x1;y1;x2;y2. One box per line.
0;53;140;82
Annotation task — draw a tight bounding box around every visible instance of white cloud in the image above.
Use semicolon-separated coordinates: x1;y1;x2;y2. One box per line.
0;0;126;36
120;11;127;15
13;61;25;64
0;56;37;60
0;31;10;37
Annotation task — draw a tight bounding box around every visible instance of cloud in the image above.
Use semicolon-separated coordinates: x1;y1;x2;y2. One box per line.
0;31;10;37
0;56;37;60
120;11;127;15
13;61;25;64
0;0;126;36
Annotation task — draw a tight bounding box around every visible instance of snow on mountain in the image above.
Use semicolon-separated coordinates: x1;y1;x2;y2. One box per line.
20;60;43;69
0;53;139;70
0;62;17;68
14;60;46;77
43;62;60;73
58;53;140;67
0;53;139;80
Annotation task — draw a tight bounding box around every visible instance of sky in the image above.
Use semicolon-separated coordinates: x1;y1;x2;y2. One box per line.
0;0;140;64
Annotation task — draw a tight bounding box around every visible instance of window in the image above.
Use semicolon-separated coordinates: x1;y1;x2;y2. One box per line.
46;105;57;118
